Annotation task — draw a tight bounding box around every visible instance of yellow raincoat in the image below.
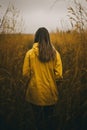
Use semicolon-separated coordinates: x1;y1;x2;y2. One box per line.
23;43;62;106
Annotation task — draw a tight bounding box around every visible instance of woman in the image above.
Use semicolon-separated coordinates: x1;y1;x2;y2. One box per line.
23;27;63;130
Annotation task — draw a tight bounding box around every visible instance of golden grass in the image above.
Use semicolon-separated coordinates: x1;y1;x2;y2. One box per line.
0;31;87;129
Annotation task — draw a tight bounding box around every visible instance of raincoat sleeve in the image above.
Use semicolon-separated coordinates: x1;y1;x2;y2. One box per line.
54;51;63;81
23;51;31;78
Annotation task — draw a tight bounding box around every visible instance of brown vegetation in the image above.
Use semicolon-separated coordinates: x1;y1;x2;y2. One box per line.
0;0;87;129
0;31;87;130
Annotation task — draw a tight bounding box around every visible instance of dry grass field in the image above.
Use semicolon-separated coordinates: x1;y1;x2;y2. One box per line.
0;31;87;130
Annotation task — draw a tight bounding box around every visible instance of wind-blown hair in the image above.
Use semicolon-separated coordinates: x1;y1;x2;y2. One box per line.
34;27;56;62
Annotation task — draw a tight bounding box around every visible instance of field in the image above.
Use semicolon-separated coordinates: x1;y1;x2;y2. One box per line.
0;32;87;130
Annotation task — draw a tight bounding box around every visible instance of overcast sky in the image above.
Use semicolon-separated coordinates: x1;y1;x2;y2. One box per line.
0;0;87;33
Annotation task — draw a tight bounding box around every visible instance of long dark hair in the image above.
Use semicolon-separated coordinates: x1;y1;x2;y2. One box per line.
34;27;56;62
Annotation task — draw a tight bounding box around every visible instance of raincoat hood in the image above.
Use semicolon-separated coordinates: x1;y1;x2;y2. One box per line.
32;42;39;56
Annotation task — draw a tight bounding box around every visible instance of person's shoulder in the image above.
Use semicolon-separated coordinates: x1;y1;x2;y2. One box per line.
54;49;61;62
52;44;60;55
56;50;60;55
54;48;60;56
25;49;33;56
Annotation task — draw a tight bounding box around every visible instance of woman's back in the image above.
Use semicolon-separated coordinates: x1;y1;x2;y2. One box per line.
23;42;62;105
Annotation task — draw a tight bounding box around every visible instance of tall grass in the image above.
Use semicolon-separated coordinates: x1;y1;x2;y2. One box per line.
0;31;87;129
0;0;87;129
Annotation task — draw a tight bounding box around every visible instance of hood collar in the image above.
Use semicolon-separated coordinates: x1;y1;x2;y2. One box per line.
32;42;39;55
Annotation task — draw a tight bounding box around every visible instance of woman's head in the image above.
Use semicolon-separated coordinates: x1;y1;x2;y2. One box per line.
34;27;56;62
34;27;50;45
